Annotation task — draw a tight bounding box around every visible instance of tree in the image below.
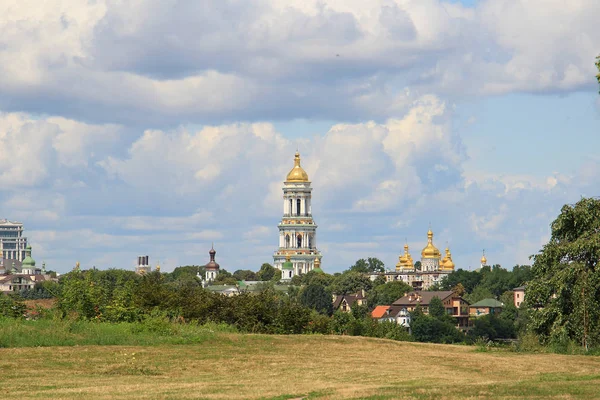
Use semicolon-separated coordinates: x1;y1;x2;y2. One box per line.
349;257;385;274
257;263;277;281
429;297;446;320
452;283;465;297
464;286;495;304
214;269;238;285
440;269;481;293
300;284;333;315
369;280;411;306
527;197;600;349
330;272;373;295
233;269;258;281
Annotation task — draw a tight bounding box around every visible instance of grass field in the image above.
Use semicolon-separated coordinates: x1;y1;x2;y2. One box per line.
1;327;600;400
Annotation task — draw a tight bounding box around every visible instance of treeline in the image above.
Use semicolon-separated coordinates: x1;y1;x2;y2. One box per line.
0;269;412;342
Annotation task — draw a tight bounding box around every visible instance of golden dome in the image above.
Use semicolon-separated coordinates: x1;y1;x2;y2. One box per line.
396;243;414;271
481;251;487;265
421;229;441;259
285;152;309;182
441;248;455;270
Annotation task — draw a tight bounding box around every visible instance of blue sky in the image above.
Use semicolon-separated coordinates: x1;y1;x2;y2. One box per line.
0;0;599;274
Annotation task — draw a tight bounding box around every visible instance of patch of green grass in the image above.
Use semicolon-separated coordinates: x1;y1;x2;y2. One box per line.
0;317;237;347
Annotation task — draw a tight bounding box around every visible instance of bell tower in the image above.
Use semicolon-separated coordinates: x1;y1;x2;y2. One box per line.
273;152;322;279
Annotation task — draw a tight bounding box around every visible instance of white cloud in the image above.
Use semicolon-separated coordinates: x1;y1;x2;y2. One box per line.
1;0;598;125
0;112;120;187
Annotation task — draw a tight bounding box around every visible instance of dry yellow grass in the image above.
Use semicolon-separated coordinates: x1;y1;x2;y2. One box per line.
1;334;600;399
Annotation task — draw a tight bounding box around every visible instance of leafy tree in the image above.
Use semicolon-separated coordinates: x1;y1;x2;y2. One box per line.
410;312;465;344
233;269;258;281
257;263;277;281
464;286;495;304
369;280;411;306
349;257;385;274
300;284;333;315
499;291;518;322
302;270;334;287
469;314;516;341
165;265;202;282
214;269;238;285
428;297;446;320
414;261;422;270
0;294;26;318
290;275;303;286
452;283;466;297
330;271;373;295
367;257;385;273
440;269;482;293
270;268;282;283
527;197;600;349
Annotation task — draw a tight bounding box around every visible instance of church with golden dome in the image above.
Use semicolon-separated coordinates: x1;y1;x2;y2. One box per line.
386;229;455;290
273;151;322;281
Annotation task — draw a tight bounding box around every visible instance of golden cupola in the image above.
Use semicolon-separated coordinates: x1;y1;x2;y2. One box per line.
286;151;309;182
396;244;414;271
480;250;487;266
421;229;441;259
441;247;455;270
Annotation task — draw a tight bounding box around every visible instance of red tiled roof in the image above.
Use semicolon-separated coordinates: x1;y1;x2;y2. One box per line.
371;305;390;319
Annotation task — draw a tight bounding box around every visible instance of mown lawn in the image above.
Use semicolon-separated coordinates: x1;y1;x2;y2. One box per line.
1;330;600;399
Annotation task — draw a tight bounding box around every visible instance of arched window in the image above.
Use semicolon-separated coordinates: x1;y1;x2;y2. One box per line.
285;234;290;248
297;234;302;248
297;199;301;215
308;234;313;248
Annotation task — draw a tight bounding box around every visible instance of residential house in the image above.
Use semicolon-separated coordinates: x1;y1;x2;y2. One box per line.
513;286;526;308
469;298;504;317
387;291;470;329
333;290;367;313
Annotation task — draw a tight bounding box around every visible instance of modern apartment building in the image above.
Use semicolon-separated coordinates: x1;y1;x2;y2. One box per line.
0;219;28;262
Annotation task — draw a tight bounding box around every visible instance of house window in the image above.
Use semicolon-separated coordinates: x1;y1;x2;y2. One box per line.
297;199;301;215
297;234;302;248
342;302;347;312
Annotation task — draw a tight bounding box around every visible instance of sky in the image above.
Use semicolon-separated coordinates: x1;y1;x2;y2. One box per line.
0;0;599;274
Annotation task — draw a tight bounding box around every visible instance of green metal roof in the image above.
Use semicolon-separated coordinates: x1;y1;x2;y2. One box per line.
282;261;293;270
470;298;504;308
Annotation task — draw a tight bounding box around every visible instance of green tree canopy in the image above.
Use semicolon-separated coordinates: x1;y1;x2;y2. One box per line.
527;197;600;349
349;257;385;274
369;280;412;306
257;263;277;281
440;269;482;293
330;271;373;295
428;297;446;320
233;269;258;281
300;284;333;315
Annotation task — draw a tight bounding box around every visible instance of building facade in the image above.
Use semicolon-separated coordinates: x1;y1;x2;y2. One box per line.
0;245;55;293
513;286;525;308
386;291;470;329
0;219;28;262
273;152;322;280
384;229;455;290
